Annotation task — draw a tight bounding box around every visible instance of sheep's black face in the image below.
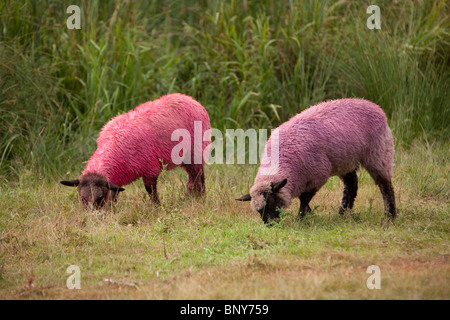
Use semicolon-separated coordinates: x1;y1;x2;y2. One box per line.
60;174;125;210
236;178;288;225
258;192;282;224
78;175;110;209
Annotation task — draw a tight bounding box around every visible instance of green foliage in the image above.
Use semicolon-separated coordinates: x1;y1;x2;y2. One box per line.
0;0;449;179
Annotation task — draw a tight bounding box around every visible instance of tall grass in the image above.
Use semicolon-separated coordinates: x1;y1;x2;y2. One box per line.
0;0;448;180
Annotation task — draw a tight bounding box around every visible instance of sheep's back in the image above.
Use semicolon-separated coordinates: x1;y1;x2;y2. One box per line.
280;99;389;176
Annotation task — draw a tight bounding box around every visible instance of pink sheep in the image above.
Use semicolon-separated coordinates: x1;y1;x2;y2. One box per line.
61;93;211;208
237;98;396;224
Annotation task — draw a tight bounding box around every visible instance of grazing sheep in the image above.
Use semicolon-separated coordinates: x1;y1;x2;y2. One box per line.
237;98;396;224
61;93;211;208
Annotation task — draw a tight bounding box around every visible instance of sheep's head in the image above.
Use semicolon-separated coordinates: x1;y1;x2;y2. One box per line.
60;173;125;209
236;178;288;224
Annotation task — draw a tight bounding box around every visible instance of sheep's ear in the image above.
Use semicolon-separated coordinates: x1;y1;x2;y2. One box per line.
60;179;80;187
271;178;287;193
108;182;125;192
236;194;251;201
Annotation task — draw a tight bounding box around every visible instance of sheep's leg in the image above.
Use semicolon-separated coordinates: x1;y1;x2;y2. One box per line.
362;133;396;219
339;170;358;215
143;176;160;205
376;178;396;219
365;169;396;219
298;189;317;219
183;164;205;195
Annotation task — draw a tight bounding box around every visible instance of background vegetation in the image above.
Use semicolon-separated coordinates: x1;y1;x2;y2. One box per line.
0;0;449;180
0;0;448;299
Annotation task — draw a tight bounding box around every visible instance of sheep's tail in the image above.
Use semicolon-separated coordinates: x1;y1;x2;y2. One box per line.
362;124;394;181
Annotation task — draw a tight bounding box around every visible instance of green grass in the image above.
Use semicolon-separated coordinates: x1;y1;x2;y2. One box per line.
0;142;448;299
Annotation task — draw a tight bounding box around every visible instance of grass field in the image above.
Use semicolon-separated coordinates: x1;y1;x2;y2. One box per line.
0;141;448;299
0;0;449;300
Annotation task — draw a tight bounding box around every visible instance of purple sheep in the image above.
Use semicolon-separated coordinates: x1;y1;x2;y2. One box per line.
237;98;396;224
61;93;211;209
